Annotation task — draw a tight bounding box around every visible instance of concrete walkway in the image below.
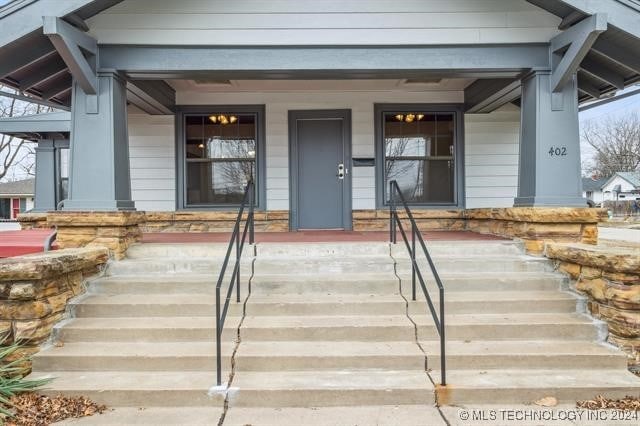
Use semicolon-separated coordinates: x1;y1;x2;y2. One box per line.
599;226;640;244
60;404;638;425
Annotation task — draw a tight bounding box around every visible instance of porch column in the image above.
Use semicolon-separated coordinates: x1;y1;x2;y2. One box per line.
514;70;585;207
32;139;56;212
64;70;135;211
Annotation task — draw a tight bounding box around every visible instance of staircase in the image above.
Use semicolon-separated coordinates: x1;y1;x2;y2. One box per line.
29;239;639;424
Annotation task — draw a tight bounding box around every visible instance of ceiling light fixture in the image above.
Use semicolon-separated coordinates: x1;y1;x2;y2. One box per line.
209;114;238;125
395;113;425;123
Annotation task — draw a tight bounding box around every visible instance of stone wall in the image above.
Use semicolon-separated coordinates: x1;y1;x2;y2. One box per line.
18;208;600;254
0;248;109;372
466;208;604;254
142;210;467;233
545;243;640;372
17;212;49;230
353;210;466;232
142;211;288;232
48;212;145;260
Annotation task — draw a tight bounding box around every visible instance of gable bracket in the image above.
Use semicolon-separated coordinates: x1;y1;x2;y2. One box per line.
550;13;607;93
43;16;97;95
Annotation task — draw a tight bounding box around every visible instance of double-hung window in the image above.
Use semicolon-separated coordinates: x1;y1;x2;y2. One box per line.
180;106;264;208
377;105;462;207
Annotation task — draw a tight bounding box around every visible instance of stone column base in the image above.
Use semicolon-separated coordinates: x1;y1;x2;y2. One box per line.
16;212;50;230
48;211;145;260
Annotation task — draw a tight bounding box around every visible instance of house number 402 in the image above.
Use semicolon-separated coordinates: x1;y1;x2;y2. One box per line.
548;146;567;157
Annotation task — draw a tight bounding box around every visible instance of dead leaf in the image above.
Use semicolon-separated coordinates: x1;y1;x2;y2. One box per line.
577;395;640;411
5;393;107;425
534;396;558;407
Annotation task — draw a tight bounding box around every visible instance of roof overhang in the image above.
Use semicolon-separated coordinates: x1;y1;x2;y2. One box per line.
0;0;639;109
0;110;70;141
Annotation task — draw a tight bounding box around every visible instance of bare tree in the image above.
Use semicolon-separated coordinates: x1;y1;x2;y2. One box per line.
581;113;640;178
0;85;53;181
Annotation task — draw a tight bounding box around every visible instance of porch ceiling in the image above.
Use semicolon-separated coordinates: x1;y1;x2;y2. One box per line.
0;0;639;108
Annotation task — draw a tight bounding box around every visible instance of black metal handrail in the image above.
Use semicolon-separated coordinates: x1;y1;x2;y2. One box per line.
389;180;446;386
215;180;255;386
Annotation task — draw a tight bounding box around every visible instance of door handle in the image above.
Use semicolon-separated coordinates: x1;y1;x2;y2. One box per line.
337;163;345;180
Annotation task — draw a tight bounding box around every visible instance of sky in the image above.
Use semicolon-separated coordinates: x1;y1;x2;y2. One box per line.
579;86;640;171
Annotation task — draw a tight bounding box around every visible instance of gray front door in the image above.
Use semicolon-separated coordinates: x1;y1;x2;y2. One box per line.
289;110;352;230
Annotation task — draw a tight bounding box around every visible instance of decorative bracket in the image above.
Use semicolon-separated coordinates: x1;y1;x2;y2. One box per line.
549;13;607;94
43;16;97;96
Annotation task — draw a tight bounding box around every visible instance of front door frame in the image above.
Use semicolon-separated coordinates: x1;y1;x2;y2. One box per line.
288;109;352;231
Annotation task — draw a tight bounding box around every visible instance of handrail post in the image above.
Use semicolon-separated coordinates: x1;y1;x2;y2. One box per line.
216;286;222;386
389;181;396;244
440;288;446;386
249;182;255;245
411;222;417;302
236;222;241;303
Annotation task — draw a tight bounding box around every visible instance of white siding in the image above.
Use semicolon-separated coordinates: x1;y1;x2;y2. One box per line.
178;90;463;211
464;105;520;208
127;92;524;212
128;112;176;211
88;0;559;45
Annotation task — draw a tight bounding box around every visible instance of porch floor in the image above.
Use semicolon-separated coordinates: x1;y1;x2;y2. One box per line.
0;229;57;258
141;230;506;243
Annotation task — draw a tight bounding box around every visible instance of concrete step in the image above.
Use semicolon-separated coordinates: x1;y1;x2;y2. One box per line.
126;243;234;259
71;291;579;317
125;241;523;260
88;272;568;295
33;340;627;373
435;369;640;405
253;256;551;275
53;316;241;343
223;405;444;426
106;258;254;276
32;341;424;372
235;341;426;371
394;256;553;274
256;242;390;258
234;313;600;342
229;370;434;407
407;291;581;315
55;407;224;426
390;240;523;257
413;313;602;341
29;371;226;407
32;341;234;372
109;255;548;277
240;315;416;341
422;340;627;370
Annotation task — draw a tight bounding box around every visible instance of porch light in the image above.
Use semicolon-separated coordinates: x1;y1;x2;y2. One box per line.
209;114;238;125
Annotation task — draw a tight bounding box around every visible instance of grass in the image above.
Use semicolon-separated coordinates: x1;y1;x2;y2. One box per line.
0;338;52;420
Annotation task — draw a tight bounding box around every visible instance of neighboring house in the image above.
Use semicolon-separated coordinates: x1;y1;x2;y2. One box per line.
582;176;608;205
0;179;35;219
0;0;638;227
601;172;640;201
